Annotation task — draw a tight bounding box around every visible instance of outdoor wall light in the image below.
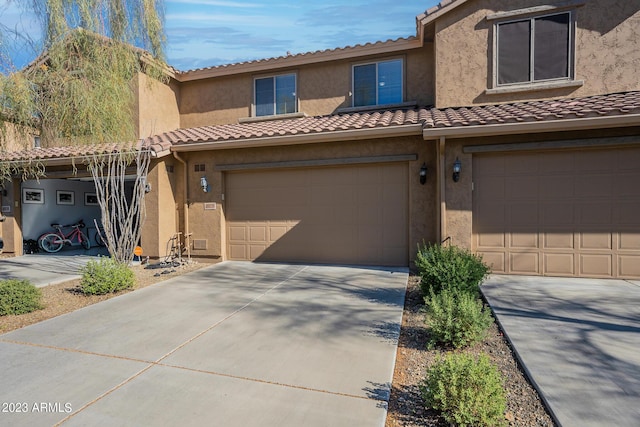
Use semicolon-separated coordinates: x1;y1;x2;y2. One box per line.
452;157;461;182
419;163;428;185
200;176;209;193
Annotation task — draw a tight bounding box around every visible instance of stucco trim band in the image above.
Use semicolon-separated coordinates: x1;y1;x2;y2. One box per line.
422;114;640;139
463;135;640;154
216;154;418;171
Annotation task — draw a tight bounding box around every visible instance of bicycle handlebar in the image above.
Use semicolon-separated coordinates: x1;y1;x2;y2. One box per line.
50;219;85;229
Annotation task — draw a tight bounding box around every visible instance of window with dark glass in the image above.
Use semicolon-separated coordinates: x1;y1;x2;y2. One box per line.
497;12;571;85
353;59;402;107
254;74;296;116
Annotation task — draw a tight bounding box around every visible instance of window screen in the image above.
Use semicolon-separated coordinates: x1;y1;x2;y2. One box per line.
497;12;571;85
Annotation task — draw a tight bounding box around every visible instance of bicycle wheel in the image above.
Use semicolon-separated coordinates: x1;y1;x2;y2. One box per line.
41;233;64;253
37;233;50;250
94;230;106;247
80;231;91;250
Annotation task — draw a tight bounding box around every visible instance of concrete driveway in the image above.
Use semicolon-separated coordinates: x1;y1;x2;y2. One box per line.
0;248;108;287
482;275;640;427
0;262;408;426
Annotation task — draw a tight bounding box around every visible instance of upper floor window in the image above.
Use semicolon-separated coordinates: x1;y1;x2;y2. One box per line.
254;74;297;117
497;12;573;85
353;59;403;107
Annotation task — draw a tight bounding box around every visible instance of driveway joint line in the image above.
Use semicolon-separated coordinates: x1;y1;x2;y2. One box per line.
157;361;381;402
153;265;310;364
18;265;314;424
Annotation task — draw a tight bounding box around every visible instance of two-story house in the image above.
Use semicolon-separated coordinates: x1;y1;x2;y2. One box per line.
2;0;639;279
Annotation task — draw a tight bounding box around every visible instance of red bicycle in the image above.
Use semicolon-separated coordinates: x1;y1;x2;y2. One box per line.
39;220;91;253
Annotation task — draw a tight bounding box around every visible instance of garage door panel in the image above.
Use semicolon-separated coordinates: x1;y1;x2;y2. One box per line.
577;203;612;224
540;177;573;199
506;177;537;199
579;254;612;277
541;203;574;226
579;232;612;250
509;203;538;226
480;251;506;273
473;148;640;279
615;202;640;225
619;255;640;277
509;252;539;274
544;253;574;275
576;175;612;197
477;230;506;249
543;231;574;249
226;163;408;266
509;231;538;249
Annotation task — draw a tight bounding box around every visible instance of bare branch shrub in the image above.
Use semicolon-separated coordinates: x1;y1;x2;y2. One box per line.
88;147;150;264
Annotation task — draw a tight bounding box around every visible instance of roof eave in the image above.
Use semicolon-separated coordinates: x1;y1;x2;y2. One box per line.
422;114;640;140
171;124;424;152
175;38;424;82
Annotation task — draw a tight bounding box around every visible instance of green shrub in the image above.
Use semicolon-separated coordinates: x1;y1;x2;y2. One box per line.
415;243;490;296
425;288;493;349
80;257;135;295
0;279;43;316
422;352;507;427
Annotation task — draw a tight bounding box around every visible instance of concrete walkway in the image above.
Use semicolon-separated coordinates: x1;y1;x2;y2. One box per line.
0;262;408;426
482;275;640;427
0;248;108;287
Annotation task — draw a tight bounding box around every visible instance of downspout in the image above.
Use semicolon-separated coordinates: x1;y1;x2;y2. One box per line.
172;152;189;239
437;136;447;243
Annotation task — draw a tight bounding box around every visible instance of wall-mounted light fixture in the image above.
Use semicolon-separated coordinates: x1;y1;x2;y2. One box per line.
200;176;209;193
452;157;461;182
419;163;428;185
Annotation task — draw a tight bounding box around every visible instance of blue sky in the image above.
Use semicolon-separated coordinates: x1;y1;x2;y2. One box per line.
0;0;439;71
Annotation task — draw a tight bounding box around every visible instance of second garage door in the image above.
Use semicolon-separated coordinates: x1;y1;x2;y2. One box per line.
226;162;408;266
473;147;640;279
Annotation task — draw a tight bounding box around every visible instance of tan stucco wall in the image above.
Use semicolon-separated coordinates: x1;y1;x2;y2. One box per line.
178;47;434;128
173;136;436;264
134;73;181;139
434;0;640;107
140;158;178;258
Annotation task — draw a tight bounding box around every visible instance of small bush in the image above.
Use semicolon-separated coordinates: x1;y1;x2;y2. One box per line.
0;279;43;316
422;352;507;427
425;288;493;349
415;243;490;296
80;257;135;295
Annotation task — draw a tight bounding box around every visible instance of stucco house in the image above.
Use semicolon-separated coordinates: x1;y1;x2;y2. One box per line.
1;0;639;279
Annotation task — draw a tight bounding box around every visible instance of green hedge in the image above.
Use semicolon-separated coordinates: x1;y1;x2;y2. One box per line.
0;279;43;316
415;243;490;296
80;257;135;295
422;352;507;427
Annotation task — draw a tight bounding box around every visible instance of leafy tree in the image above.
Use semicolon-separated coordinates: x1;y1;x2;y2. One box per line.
0;0;167;263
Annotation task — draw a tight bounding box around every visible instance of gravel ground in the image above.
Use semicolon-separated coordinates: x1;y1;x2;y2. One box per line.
385;274;557;426
1;256;556;426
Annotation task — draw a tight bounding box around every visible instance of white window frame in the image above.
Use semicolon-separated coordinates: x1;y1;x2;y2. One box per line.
252;72;298;117
351;58;404;107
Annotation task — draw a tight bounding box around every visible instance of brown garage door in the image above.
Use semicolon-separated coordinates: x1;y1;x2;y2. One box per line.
226;163;408;266
473;147;640;279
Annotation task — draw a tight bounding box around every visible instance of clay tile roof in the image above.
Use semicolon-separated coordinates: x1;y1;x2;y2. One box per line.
0;140;165;163
422;91;640;130
175;37;418;75
146;108;430;147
